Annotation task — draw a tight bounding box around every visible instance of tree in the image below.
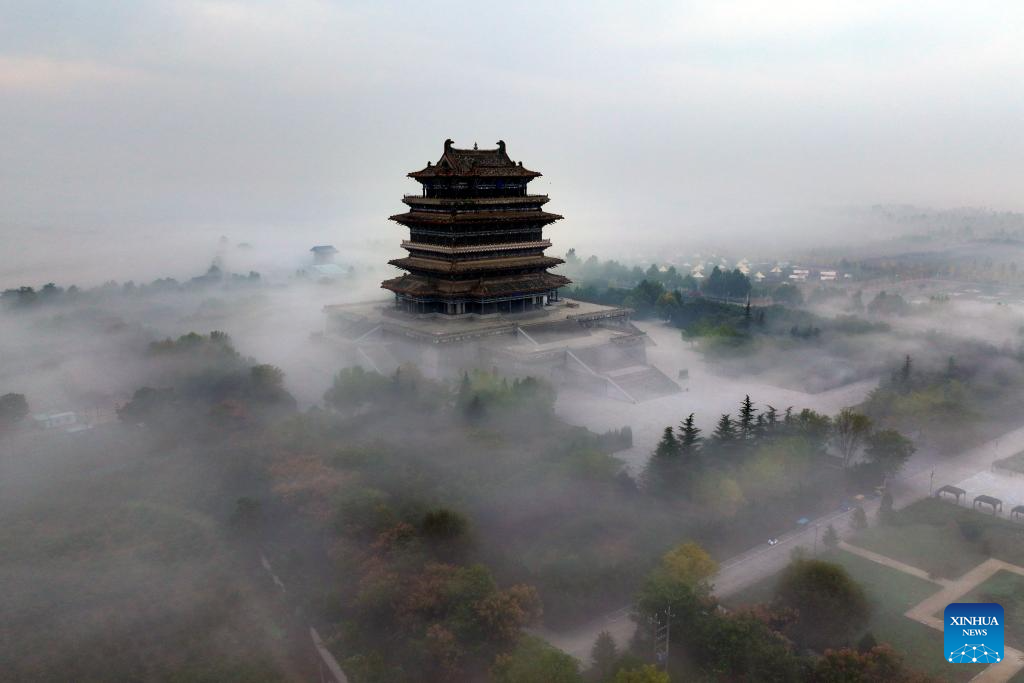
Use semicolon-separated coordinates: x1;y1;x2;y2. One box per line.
822;524;839;551
900;354;913;384
492;636;582;683
712;414;737;444
659;541;718;591
865;430;916;478
420;508;469;542
655;291;680;320
324;366;389;410
832;408;873;468
811;644;935;682
703;266;726;297
774;558;870;650
677;413;702;456
613;665;669;683
791;409;832;448
117;387;177;425
851;506;868;530
857;631;879;652
738;395;757;440
250;364;284;389
229;497;264;534
590;631;618;681
457;371;472;408
0;393;29;431
878;492;895;525
653;426;680;459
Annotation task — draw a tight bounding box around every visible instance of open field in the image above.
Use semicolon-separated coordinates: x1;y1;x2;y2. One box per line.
854;498;1024;579
995;450;1024;474
726;548;985;682
943;570;1024;650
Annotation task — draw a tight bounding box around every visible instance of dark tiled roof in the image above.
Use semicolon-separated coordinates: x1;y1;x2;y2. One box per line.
390;209;563;226
402;195;550;208
389;254;564;275
381;271;571;298
408;139;541;179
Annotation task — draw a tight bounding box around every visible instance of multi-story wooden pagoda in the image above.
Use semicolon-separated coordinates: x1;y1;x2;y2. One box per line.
382;139;571;315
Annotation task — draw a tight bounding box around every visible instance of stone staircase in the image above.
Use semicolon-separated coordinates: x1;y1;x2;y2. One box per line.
357;344;401;375
603;365;681;402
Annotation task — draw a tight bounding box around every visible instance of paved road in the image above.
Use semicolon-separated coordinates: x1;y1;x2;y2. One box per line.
537;420;1024;663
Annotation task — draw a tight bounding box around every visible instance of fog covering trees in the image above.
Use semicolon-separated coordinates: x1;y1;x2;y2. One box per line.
4;237;1024;682
0;392;29;431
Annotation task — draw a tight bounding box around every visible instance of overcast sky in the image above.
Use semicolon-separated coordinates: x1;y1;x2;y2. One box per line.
2;1;1023;284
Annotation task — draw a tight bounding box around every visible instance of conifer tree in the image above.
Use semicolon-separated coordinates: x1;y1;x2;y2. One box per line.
738;395;757;439
590;631;618;681
653;426;681;458
900;354;912;384
822;524;839;551
677;413;702;455
713;414;737;443
851;506;868;530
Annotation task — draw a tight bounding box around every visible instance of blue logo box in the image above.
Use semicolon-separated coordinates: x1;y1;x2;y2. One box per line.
944;603;1004;663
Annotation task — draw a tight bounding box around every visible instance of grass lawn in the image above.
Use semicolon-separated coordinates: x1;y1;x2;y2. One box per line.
938;570;1024;650
853;498;1024;579
725;548;985;682
995;450;1024;474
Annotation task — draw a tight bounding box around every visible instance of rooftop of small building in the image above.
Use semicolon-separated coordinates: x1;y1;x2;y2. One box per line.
408;139;541;179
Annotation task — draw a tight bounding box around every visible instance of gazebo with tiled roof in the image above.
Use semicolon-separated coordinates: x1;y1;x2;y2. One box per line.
382;139;571;316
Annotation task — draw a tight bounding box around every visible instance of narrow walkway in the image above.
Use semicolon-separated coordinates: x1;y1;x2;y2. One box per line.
842;542;1024;683
838;541;950;586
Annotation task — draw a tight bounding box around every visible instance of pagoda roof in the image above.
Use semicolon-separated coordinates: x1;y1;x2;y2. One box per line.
390;209;563;226
408;140;541;179
389;254;564;275
382;271;570;298
402;195;550;208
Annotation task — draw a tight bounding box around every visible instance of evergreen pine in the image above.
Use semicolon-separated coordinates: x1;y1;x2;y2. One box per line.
738;395;757;440
713;414;737;443
822;524;839;551
590;631;618;681
851;506;868;530
654;426;681;458
677;413;702;455
900;354;913;384
878;492;894;525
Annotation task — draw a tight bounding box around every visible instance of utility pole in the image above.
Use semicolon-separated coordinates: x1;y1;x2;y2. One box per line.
650;606;673;672
813;523;819;555
930;469;935;496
